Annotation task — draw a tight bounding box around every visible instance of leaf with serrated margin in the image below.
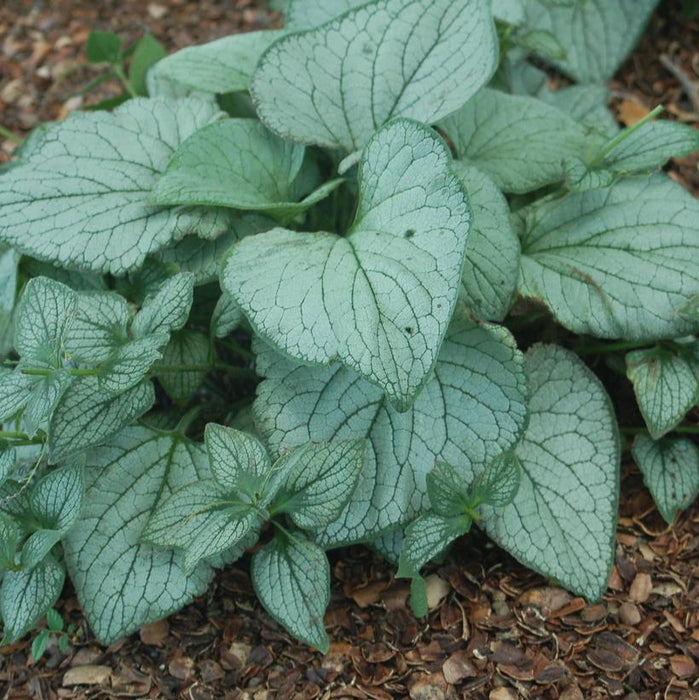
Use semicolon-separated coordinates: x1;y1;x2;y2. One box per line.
99;334;168;395
141;480;261;573
49;377;154;461
254;313;528;546
150;30;285;94
599;120;699;174
155;330;209;404
454;165;519;321
0;98;223;275
224;119;470;410
632;434;699;525
132;273;194;338
538;85;618;138
522;0;659;83
440;88;593;194
517;176;699;341
157;215;274;285
251;532;330;652
252;0;497;152
479;344;620;601
62;426;214;644
626;342;699;440
15;277;76;364
272;440;366;529
0;557;64;643
397;512;470;577
151;119;342;216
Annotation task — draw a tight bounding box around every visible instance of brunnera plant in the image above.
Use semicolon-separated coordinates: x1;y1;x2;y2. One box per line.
0;0;698;653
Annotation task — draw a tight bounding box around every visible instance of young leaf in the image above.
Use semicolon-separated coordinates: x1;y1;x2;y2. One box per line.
62;426;214;645
99;334;168;395
151;119;341;215
132;273;194;338
86;30;123;64
0;98;223;274
631;434;699;525
49;377;155;461
471;452;522;508
150;30;285;94
22;369;73;436
518;176;699;341
30;462;84;533
598;120;699;174
0;512;22;568
480;344;620;601
251;532;330;652
523;0;659;83
454;165;520;321
128;35;167;96
426;462;471;517
224;119;471;410
20;530;63;569
15;277;76;364
0;557;65;643
46;608;63;632
271;440;366;529
155;330;209;404
440;88;593;194
538;84;618;139
397;512;470;578
626;343;699;439
254;314;528;546
211;293;242;339
251;0;497;151
31;629;50;660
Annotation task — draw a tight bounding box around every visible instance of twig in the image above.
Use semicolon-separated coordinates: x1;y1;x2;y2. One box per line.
659;53;699;116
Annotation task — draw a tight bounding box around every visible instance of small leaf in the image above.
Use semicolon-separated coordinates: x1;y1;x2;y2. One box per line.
20;530;62;569
599;120;699;174
211;293;242;339
272;440;366;529
440;88;593;194
132;273;194;338
58;634;69;653
0;368;31;423
480;344;620;601
517;176;699;341
632;434;699;525
251;0;498;151
251;532;330;652
626;343;699;439
22;369;73;436
0;557;65;643
129;35;167;96
426;462;470;517
151;119;341;215
86;30;123;64
46;608;63;632
30;462;84;533
49;377;155;461
0;512;23;568
99;334;168;395
62;426;214;644
472;452;522;508
155;330;209;404
32;629;50;660
225;119;471;409
513;30;566;60
149;30;285;94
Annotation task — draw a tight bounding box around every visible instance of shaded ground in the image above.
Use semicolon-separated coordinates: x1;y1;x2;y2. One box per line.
0;1;698;698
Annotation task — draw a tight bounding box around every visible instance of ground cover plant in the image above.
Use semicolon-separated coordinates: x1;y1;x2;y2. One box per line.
0;0;697;655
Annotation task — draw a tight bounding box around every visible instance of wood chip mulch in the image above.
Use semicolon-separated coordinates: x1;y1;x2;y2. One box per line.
0;1;697;698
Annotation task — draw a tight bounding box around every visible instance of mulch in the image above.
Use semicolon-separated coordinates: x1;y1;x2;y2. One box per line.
0;1;698;698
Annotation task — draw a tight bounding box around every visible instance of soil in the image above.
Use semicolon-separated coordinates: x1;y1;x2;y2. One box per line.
0;1;698;698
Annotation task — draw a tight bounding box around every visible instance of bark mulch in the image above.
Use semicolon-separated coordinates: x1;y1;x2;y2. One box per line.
0;1;698;698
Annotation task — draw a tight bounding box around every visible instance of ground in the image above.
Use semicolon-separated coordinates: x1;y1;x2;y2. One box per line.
0;1;698;698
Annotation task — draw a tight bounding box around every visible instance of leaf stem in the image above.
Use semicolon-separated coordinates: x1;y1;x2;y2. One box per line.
20;367;98;377
112;64;137;98
175;406;203;437
0;430;31;440
589;104;664;166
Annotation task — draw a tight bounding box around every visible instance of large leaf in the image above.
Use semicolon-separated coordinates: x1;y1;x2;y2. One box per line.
62;426;214;644
149;30;285;94
537;84;618;139
626;342;699;439
522;0;659;83
251;0;497;151
480;344;620;600
285;0;367;28
254;314;528;546
517;177;699;341
224;119;470;410
455;165;520;321
151;119;340;215
440;88;593;194
631;434;699;525
0;98;222;274
251;532;330;652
